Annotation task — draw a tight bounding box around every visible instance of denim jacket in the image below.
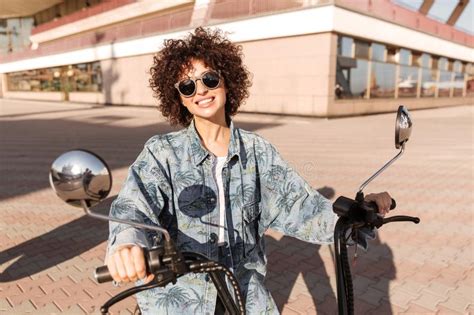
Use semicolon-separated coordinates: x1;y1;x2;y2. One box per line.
107;120;336;314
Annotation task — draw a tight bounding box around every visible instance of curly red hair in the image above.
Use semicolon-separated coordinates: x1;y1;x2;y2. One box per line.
149;27;252;127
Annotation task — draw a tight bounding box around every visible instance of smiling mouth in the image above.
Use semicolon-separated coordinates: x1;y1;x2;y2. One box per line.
196;97;215;106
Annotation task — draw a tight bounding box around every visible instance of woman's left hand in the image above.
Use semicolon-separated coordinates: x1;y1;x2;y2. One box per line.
364;192;393;216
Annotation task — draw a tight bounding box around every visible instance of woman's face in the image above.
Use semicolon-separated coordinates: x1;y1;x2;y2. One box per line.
178;59;227;123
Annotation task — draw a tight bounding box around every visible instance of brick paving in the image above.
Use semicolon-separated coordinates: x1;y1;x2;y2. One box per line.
0;98;473;314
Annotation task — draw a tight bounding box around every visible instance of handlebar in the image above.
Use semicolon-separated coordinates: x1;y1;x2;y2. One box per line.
94;244;246;315
333;194;420;315
366;198;397;212
95;246;165;284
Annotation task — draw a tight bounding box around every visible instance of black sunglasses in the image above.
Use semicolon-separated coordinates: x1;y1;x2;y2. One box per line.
174;70;221;97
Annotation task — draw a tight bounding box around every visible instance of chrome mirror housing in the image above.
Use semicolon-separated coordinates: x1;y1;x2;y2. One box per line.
395;105;412;149
49;149;112;208
49;149;171;241
358;105;413;193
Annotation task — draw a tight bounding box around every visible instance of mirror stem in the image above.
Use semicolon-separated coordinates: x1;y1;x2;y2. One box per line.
358;143;405;193
80;200;171;241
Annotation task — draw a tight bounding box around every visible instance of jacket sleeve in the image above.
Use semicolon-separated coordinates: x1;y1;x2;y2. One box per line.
106;137;171;258
257;139;336;244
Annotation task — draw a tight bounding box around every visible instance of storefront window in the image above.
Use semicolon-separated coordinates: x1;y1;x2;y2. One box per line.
73;62;102;92
453;61;462;73
336;57;368;99
371;43;385;62
438;57;448;71
370;62;396;98
453;72;464;97
6;68;61;92
420;53;431;68
399;49;411;65
338;36;353;57
466;63;474;97
398;66;418;97
438;70;452;97
6;61;102;92
334;35;469;101
420;69;436;97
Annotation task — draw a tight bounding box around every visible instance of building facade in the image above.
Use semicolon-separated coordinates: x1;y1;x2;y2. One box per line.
0;0;472;117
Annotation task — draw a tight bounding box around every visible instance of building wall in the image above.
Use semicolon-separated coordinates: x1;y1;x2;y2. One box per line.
71;32;334;114
326;33;473;117
241;33;333;116
0;74;3;98
328;97;472;117
100;54;156;106
3;91;64;101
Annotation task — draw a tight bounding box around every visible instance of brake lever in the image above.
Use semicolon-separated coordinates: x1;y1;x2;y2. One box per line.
99;271;178;315
382;215;420;225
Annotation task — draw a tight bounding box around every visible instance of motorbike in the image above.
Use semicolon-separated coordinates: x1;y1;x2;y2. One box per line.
331;105;420;314
49;105;419;315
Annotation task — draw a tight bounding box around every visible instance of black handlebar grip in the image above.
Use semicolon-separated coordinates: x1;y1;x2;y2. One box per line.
95;265;113;283
367;198;396;213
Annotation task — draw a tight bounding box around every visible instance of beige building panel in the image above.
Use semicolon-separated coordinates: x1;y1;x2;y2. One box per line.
242;33;332;116
0;74;4;98
101;54;156;106
3;91;64;102
328;97;472;117
242;33;333;58
69;92;106;104
244;94;329;116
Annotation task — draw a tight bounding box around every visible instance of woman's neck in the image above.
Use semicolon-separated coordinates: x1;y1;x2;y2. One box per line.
194;116;230;157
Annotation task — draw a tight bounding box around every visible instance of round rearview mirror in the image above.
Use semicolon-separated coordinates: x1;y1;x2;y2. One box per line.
49;150;112;208
395;105;412;149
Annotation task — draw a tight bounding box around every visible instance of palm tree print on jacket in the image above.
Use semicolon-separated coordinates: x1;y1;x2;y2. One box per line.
107;120;336;314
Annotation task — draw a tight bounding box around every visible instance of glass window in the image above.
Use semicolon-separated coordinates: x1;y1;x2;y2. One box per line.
467;63;474;96
335;56;369;99
73;61;102;92
0;17;34;54
452;61;464;97
453;72;464;97
399;49;411;65
438;57;448;71
371;43;385;62
438;70;452;97
354;40;369;59
398;65;418;97
370;62;396;98
453;60;462;73
420;53;431;68
420;69;437;97
6;61;102;92
7;68;61;92
338;36;353;57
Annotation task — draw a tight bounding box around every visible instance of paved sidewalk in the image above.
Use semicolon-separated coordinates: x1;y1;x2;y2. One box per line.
0;99;472;314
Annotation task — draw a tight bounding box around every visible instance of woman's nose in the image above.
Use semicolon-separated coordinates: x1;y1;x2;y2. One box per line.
195;79;208;95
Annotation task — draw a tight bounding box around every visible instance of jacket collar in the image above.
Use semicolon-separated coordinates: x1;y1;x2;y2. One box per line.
187;119;244;167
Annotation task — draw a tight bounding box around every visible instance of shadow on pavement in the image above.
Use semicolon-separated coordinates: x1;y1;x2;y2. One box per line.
265;187;396;313
0;196;115;282
0;116;280;281
0;117;280;201
0;114;397;311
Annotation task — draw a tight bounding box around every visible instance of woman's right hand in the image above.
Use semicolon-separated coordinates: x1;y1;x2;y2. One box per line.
107;245;155;284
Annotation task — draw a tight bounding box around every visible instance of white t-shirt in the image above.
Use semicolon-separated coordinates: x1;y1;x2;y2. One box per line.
214;156;227;244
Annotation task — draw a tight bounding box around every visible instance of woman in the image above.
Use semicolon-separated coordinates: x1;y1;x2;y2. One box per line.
106;27;392;314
